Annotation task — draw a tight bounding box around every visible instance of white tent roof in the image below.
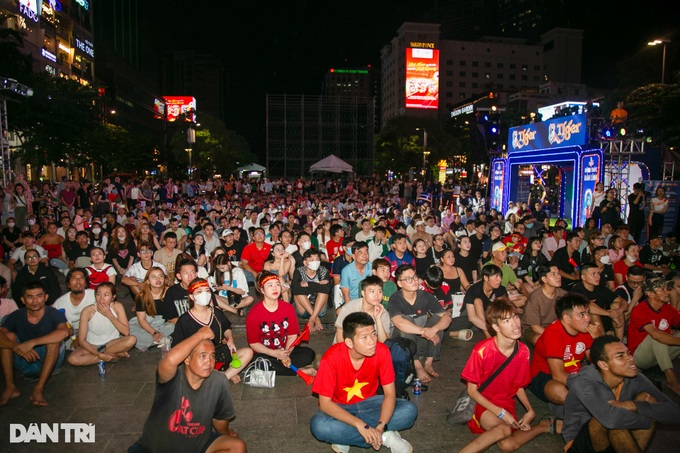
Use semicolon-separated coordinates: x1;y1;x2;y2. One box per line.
309;154;353;173
237;163;266;172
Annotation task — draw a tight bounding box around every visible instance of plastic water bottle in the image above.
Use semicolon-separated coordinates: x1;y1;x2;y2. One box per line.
97;359;106;377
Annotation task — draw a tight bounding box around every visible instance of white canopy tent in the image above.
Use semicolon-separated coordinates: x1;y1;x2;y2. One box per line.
236;163;266;179
309;154;353;173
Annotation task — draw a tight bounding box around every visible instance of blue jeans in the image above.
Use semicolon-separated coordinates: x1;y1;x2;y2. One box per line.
310;395;417;448
14;343;66;378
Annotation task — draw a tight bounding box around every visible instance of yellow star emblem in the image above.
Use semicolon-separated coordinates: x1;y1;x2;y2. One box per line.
344;379;369;402
477;346;486;358
564;357;580;369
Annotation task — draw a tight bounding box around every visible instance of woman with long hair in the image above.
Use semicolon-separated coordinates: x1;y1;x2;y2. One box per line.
134;222;161;251
648;186;669;238
245;272;316;376
11;184;30;230
607;234;624;264
89;221;108;250
171;278;253;383
107;225;136;277
129;267;175;350
210;254;254;316
263;242;293;302
439;249;470;294
67;282;137;366
185;232;208;268
413;238;435;279
516;237;548;295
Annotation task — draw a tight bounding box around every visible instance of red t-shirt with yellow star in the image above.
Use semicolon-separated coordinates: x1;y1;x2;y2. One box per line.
530;320;593;378
312;342;394;405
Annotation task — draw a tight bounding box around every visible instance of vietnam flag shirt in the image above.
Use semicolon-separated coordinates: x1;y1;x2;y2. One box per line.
530;320;593;378
312;342;394;405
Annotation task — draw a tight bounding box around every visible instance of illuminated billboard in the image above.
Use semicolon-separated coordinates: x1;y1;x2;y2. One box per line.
19;0;41;22
405;47;439;109
163;96;196;122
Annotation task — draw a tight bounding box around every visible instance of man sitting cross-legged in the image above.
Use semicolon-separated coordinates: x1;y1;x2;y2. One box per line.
334;275;391;344
563;335;680;453
310;312;418;453
0;281;68;407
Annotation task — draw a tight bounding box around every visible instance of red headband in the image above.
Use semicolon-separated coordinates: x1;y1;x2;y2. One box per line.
259;274;279;290
188;279;210;294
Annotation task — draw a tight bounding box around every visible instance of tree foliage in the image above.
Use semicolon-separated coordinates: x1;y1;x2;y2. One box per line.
625;79;680;148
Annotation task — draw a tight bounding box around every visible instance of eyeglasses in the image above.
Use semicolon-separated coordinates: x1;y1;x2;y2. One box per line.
595;237;604;240
628;280;645;286
139;250;153;254
399;275;418;283
25;255;40;260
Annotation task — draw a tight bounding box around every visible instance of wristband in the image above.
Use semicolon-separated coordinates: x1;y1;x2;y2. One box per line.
498;409;506;419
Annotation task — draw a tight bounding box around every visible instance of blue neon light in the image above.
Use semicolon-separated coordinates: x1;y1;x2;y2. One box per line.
508;114;587;151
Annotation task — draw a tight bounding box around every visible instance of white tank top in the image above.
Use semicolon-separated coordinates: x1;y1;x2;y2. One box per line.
86;305;120;346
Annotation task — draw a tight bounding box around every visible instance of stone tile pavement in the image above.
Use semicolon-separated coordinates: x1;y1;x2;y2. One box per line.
2;286;679;452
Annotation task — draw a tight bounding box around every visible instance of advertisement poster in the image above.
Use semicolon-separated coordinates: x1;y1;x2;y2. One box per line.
490;159;506;213
163;96;196;122
509;114;587;152
405;48;439;109
579;152;602;226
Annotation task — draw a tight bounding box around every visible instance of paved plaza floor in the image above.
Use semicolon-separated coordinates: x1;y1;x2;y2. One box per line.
2;285;679;452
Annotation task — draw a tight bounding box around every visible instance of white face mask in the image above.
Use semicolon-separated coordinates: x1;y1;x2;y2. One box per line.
7;222;15;228
194;292;211;306
626;254;636;262
300;241;311;250
92;228;101;234
307;260;321;271
599;255;611;265
28;219;36;225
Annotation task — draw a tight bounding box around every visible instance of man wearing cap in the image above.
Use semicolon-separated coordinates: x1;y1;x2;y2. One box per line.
628;277;680;395
639;234;670;276
410;220;432;248
482;243;528;301
221;229;243;266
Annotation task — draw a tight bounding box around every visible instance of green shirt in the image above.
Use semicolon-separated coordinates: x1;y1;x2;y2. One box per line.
381;280;398;309
482;260;518;287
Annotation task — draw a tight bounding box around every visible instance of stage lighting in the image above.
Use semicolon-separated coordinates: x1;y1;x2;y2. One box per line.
618;127;626;136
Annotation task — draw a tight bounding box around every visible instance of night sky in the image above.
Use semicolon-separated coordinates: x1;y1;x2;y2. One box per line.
139;0;677;155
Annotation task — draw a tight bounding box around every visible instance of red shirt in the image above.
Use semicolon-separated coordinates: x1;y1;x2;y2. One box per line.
530;320;593;378
627;300;680;354
612;260;643;284
326;238;343;263
245;300;299;350
240;242;272;273
461;338;531;434
312;342;394;405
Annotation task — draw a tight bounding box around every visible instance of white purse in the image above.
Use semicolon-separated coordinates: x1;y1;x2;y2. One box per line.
243;357;276;388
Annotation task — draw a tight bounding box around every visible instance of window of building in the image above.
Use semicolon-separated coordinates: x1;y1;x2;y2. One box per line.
485;62;491;68
497;63;504;69
533;76;540;81
472;72;479;77
459;93;466;99
446;59;453;65
472;83;478;88
534;65;540;71
510;63;516;69
446;81;453;87
522;64;528;71
446;92;453;98
497;74;504;79
485;73;491;79
459;60;466;66
522;75;528;81
472;61;479;67
459;82;466;87
446;70;453;76
509;74;516;80
459;71;466;77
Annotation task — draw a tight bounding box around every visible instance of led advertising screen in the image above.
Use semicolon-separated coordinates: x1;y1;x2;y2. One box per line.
490;159;506;214
405;48;439;109
579;152;602;227
163;96;196;122
509;114;587;152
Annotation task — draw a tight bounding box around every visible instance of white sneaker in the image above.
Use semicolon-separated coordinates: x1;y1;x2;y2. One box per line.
331;444;349;453
382;431;413;453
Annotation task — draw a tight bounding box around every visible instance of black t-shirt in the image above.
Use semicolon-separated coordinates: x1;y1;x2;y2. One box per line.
469;234;487;263
551;246;580;289
137;365;234;452
463;280;508;314
639;245;666;267
600;199;621;227
223;242;244;264
571;282;618;333
77;187;91;208
414;255;435;279
599;264;615;288
171;308;232;347
68;245;93;263
2;226;21;247
162;284;191;321
455;251;478;283
628;193;645;219
107;242;137;269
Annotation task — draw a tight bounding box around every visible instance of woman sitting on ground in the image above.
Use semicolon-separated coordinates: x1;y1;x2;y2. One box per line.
245;272;316;377
129;267;176;350
67;282;137;366
209;254;254;317
171;278;252;383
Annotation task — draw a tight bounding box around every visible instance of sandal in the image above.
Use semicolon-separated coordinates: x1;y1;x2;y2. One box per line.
237;308;245;317
450;329;474;341
542;416;559;435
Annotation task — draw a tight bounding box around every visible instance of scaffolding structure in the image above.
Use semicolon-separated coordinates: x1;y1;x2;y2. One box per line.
599;138;648;222
266;94;375;178
0;99;10;185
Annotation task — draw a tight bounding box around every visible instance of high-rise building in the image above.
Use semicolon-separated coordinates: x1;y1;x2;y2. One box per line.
380;22;583;126
160;52;224;121
266;94;375;178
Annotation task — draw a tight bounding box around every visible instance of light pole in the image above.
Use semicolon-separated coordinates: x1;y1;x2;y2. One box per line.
647;38;671;84
416;127;429;176
186;125;195;178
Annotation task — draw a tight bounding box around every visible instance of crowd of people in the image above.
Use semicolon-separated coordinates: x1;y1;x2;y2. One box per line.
1;173;679;453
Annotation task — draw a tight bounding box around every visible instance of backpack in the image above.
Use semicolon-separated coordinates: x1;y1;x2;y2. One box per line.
384;337;417;400
86;265;113;289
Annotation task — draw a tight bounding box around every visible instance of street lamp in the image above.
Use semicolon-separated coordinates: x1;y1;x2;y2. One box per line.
416;127;429;175
647;38;671;84
186;125;196;177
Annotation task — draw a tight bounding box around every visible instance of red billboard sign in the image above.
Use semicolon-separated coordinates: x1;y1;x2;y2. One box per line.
163;96;196;122
405;48;439;110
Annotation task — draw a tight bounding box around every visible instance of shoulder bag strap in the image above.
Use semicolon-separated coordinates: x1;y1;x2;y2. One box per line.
478;341;519;393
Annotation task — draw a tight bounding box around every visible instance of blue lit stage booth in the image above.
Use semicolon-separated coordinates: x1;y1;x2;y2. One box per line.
490;114;603;228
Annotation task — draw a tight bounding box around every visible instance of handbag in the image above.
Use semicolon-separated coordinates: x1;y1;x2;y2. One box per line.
447;341;519;425
243;357;276;388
